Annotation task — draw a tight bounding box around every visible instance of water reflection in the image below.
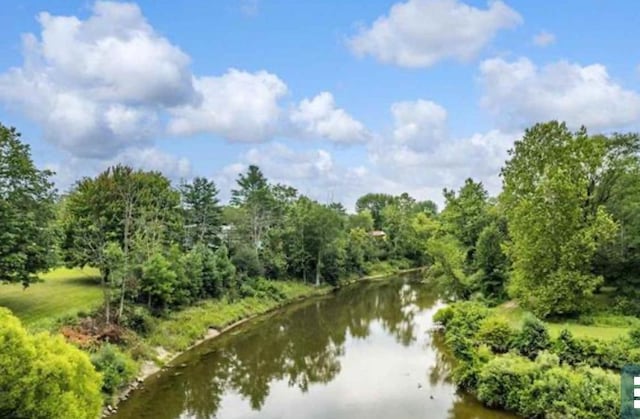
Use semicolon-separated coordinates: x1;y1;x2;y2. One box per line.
115;278;514;419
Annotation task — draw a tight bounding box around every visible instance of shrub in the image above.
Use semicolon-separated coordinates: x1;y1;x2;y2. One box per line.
90;344;137;396
120;306;157;336
629;325;640;346
476;317;516;353
231;245;263;278
513;316;550;359
475;351;618;419
476;353;538;411
239;277;286;301
0;308;102;419
440;301;490;339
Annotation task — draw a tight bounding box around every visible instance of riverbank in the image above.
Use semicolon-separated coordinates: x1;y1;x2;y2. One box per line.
106;266;426;415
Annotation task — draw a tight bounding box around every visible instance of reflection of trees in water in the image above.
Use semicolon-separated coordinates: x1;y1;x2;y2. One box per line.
153;279;438;418
427;332;454;388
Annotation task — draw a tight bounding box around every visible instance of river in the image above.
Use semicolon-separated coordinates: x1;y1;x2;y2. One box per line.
114;277;516;419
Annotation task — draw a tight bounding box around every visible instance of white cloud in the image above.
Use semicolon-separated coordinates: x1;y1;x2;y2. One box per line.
479;57;640;130
290;92;369;144
532;30;555;47
348;0;521;68
216;143;390;209
391;100;447;151
370;129;518;203
167;69;288;142
46;147;191;193
0;1;195;158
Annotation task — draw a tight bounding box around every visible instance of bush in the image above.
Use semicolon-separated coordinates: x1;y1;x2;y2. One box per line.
554;330;636;370
476;353;538;411
231;245;263;278
476;351;618;419
629;325;640;346
120;306;157;335
441;301;490;339
239;277;286;301
90;344;137;396
476;317;516;353
0;308;102;419
513;316;550;359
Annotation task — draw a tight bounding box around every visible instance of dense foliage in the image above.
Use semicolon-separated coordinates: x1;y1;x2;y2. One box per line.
435;302;621;418
0;308;102;418
0;124;56;287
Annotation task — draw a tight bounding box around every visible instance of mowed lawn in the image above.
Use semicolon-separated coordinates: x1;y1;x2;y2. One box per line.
0;267;103;328
495;301;632;342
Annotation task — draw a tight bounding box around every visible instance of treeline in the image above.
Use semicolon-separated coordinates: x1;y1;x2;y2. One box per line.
1;123;439;325
428;121;640;318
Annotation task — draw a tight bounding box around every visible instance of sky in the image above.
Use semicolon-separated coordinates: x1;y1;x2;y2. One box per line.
1;0;639;210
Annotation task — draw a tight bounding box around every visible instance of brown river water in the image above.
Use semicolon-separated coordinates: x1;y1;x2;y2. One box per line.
114;277;516;419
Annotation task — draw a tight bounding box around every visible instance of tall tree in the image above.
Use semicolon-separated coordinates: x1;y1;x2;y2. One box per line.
231;165;274;250
61;166;181;323
440;178;490;252
181;177;222;249
501;121;617;317
0;124;56;287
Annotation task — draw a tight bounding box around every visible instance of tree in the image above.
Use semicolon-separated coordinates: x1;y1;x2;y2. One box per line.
355;193;396;230
440;178;490;261
141;253;178;308
0;308;102;419
501;122;617;317
473;220;509;302
61;166;181;322
0;124;56;287
348;210;374;231
181;177;222;249
231;165;275;250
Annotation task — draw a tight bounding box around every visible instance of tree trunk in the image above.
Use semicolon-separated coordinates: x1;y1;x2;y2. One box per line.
315;249;321;286
118;201;132;321
102;270;111;324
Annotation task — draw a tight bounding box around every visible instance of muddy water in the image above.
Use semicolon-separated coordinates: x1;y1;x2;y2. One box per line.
114;278;516;419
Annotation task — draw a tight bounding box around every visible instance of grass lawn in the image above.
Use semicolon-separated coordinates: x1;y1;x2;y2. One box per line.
0;267;103;329
495;301;632;342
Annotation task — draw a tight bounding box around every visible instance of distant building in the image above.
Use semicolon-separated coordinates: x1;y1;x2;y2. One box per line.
369;230;387;238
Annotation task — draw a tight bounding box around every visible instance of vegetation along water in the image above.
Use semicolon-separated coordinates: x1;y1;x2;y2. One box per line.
2;119;640;419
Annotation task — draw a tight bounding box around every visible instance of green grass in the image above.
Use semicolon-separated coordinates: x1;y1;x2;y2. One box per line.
0;267;103;329
495;301;632;342
148;281;327;352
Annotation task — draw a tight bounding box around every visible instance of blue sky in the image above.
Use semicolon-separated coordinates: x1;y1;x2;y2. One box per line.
1;0;639;209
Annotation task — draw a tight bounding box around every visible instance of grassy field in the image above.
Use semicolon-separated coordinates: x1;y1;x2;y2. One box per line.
495;301;632;341
0;267;103;329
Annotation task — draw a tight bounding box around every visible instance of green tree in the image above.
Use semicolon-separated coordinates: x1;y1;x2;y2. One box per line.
141;253;178;308
0;308;102;419
231;165;275;250
355;193;396;230
440;178;490;262
61;166;181;322
181;177;222;249
0;124;56;287
472;219;509;302
501;122;617;317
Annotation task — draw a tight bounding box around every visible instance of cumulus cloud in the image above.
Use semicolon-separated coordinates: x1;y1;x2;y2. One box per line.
348;0;521;68
371;129;518;201
290;92;369;144
479;57;640;130
0;1;196;158
216;143;391;209
168;69;288;142
532;31;555;47
46;147;191;193
391;100;448;151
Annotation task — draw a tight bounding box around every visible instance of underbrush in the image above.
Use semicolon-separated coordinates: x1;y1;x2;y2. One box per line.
435;301;629;418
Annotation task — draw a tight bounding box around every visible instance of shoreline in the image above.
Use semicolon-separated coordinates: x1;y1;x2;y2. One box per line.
104;266;426;416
